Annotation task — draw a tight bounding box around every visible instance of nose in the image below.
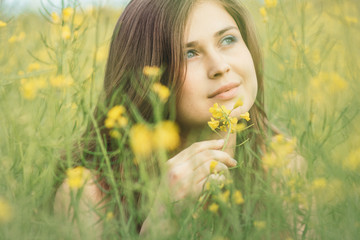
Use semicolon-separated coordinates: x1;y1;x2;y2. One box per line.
207;51;230;79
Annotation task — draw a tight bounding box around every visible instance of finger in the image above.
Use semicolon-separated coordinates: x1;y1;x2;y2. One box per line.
169;139;225;165
190;150;237;170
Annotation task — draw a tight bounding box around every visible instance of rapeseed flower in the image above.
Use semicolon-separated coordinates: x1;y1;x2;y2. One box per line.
208;203;219;213
50;75;74;87
153;121;180;151
345;16;358;25
51;12;60;24
209;160;218;173
27;63;40;72
0;197;12;223
20;80;38;100
233;190;244;205
265;0;277;8
259;7;268;23
62;7;74;22
66;166;90;189
253;221;266;230
61;25;71;40
343;148;360;170
104;105;128;131
143;65;160;77
208;99;250;133
130;123;153;158
152;83;170;102
262;134;297;169
0;20;7;27
312;178;327;190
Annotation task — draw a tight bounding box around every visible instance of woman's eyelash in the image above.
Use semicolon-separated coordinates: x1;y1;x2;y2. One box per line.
186;49;198;59
220;35;238;45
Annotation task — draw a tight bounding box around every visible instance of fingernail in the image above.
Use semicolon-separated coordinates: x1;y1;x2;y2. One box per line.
218;139;225;144
231;158;237;166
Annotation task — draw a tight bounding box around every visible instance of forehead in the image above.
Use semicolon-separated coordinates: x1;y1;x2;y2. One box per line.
185;1;238;43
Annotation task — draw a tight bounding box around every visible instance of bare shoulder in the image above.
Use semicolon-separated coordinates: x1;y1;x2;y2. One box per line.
54;167;106;233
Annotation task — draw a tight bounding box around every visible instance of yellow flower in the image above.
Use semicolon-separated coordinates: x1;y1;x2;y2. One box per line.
218;190;230;203
259;7;267;18
9;32;26;43
254;220;266;230
152;83;170;102
27;63;40;72
233;98;243;109
208;117;219;131
312;178;327;190
66;166;90;189
143;65;160;77
343;148;360;170
208;203;219;213
240;112;250;121
0;197;12;223
209;103;223;119
107;105;125;119
106;212;114;221
110;130;121;139
20;79;38;100
209;160;218;173
51;12;60;24
130;123;153;157
50;75;74;87
104;118;115;129
232;123;246;133
153;121;180;151
62;7;74;22
264;0;277;8
345;16;358;25
62;25;71;40
0;20;7;27
233;190;244;205
105;105;128;129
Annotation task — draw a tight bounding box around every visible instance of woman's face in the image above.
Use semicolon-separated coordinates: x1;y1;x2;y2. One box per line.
176;1;258;129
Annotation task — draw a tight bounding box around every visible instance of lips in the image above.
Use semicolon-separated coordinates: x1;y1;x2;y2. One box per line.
208;82;240;100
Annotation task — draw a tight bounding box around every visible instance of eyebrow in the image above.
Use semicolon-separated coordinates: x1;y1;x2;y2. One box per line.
185;26;238;48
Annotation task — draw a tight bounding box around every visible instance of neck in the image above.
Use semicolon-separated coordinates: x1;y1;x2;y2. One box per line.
178;125;237;158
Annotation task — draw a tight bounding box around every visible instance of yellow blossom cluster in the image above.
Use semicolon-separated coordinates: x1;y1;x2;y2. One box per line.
8;32;26;43
262;134;297;169
208;98;250;133
0;20;7;27
20;77;47;100
104;105;128;139
50;75;74;88
0;197;12;223
310;72;348;104
343;148;360;171
143;65;161;77
66;166;90;189
130;121;180;158
264;0;277;8
51;8;75;40
206;188;245;214
152;82;170;102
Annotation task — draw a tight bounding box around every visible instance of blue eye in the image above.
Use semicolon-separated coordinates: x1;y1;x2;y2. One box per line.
221;35;237;46
186;49;197;59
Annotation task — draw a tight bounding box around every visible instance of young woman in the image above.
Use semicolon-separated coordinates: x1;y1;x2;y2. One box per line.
55;0;268;238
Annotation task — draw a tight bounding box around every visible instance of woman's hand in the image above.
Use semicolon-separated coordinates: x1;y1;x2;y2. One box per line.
140;139;237;236
163;139;237;202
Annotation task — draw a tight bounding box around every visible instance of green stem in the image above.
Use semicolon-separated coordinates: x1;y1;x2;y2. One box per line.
86;106;130;237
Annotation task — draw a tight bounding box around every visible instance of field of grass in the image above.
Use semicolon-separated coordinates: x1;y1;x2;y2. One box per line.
0;0;359;239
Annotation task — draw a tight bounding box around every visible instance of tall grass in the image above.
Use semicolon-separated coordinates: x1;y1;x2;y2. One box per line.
0;0;359;239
